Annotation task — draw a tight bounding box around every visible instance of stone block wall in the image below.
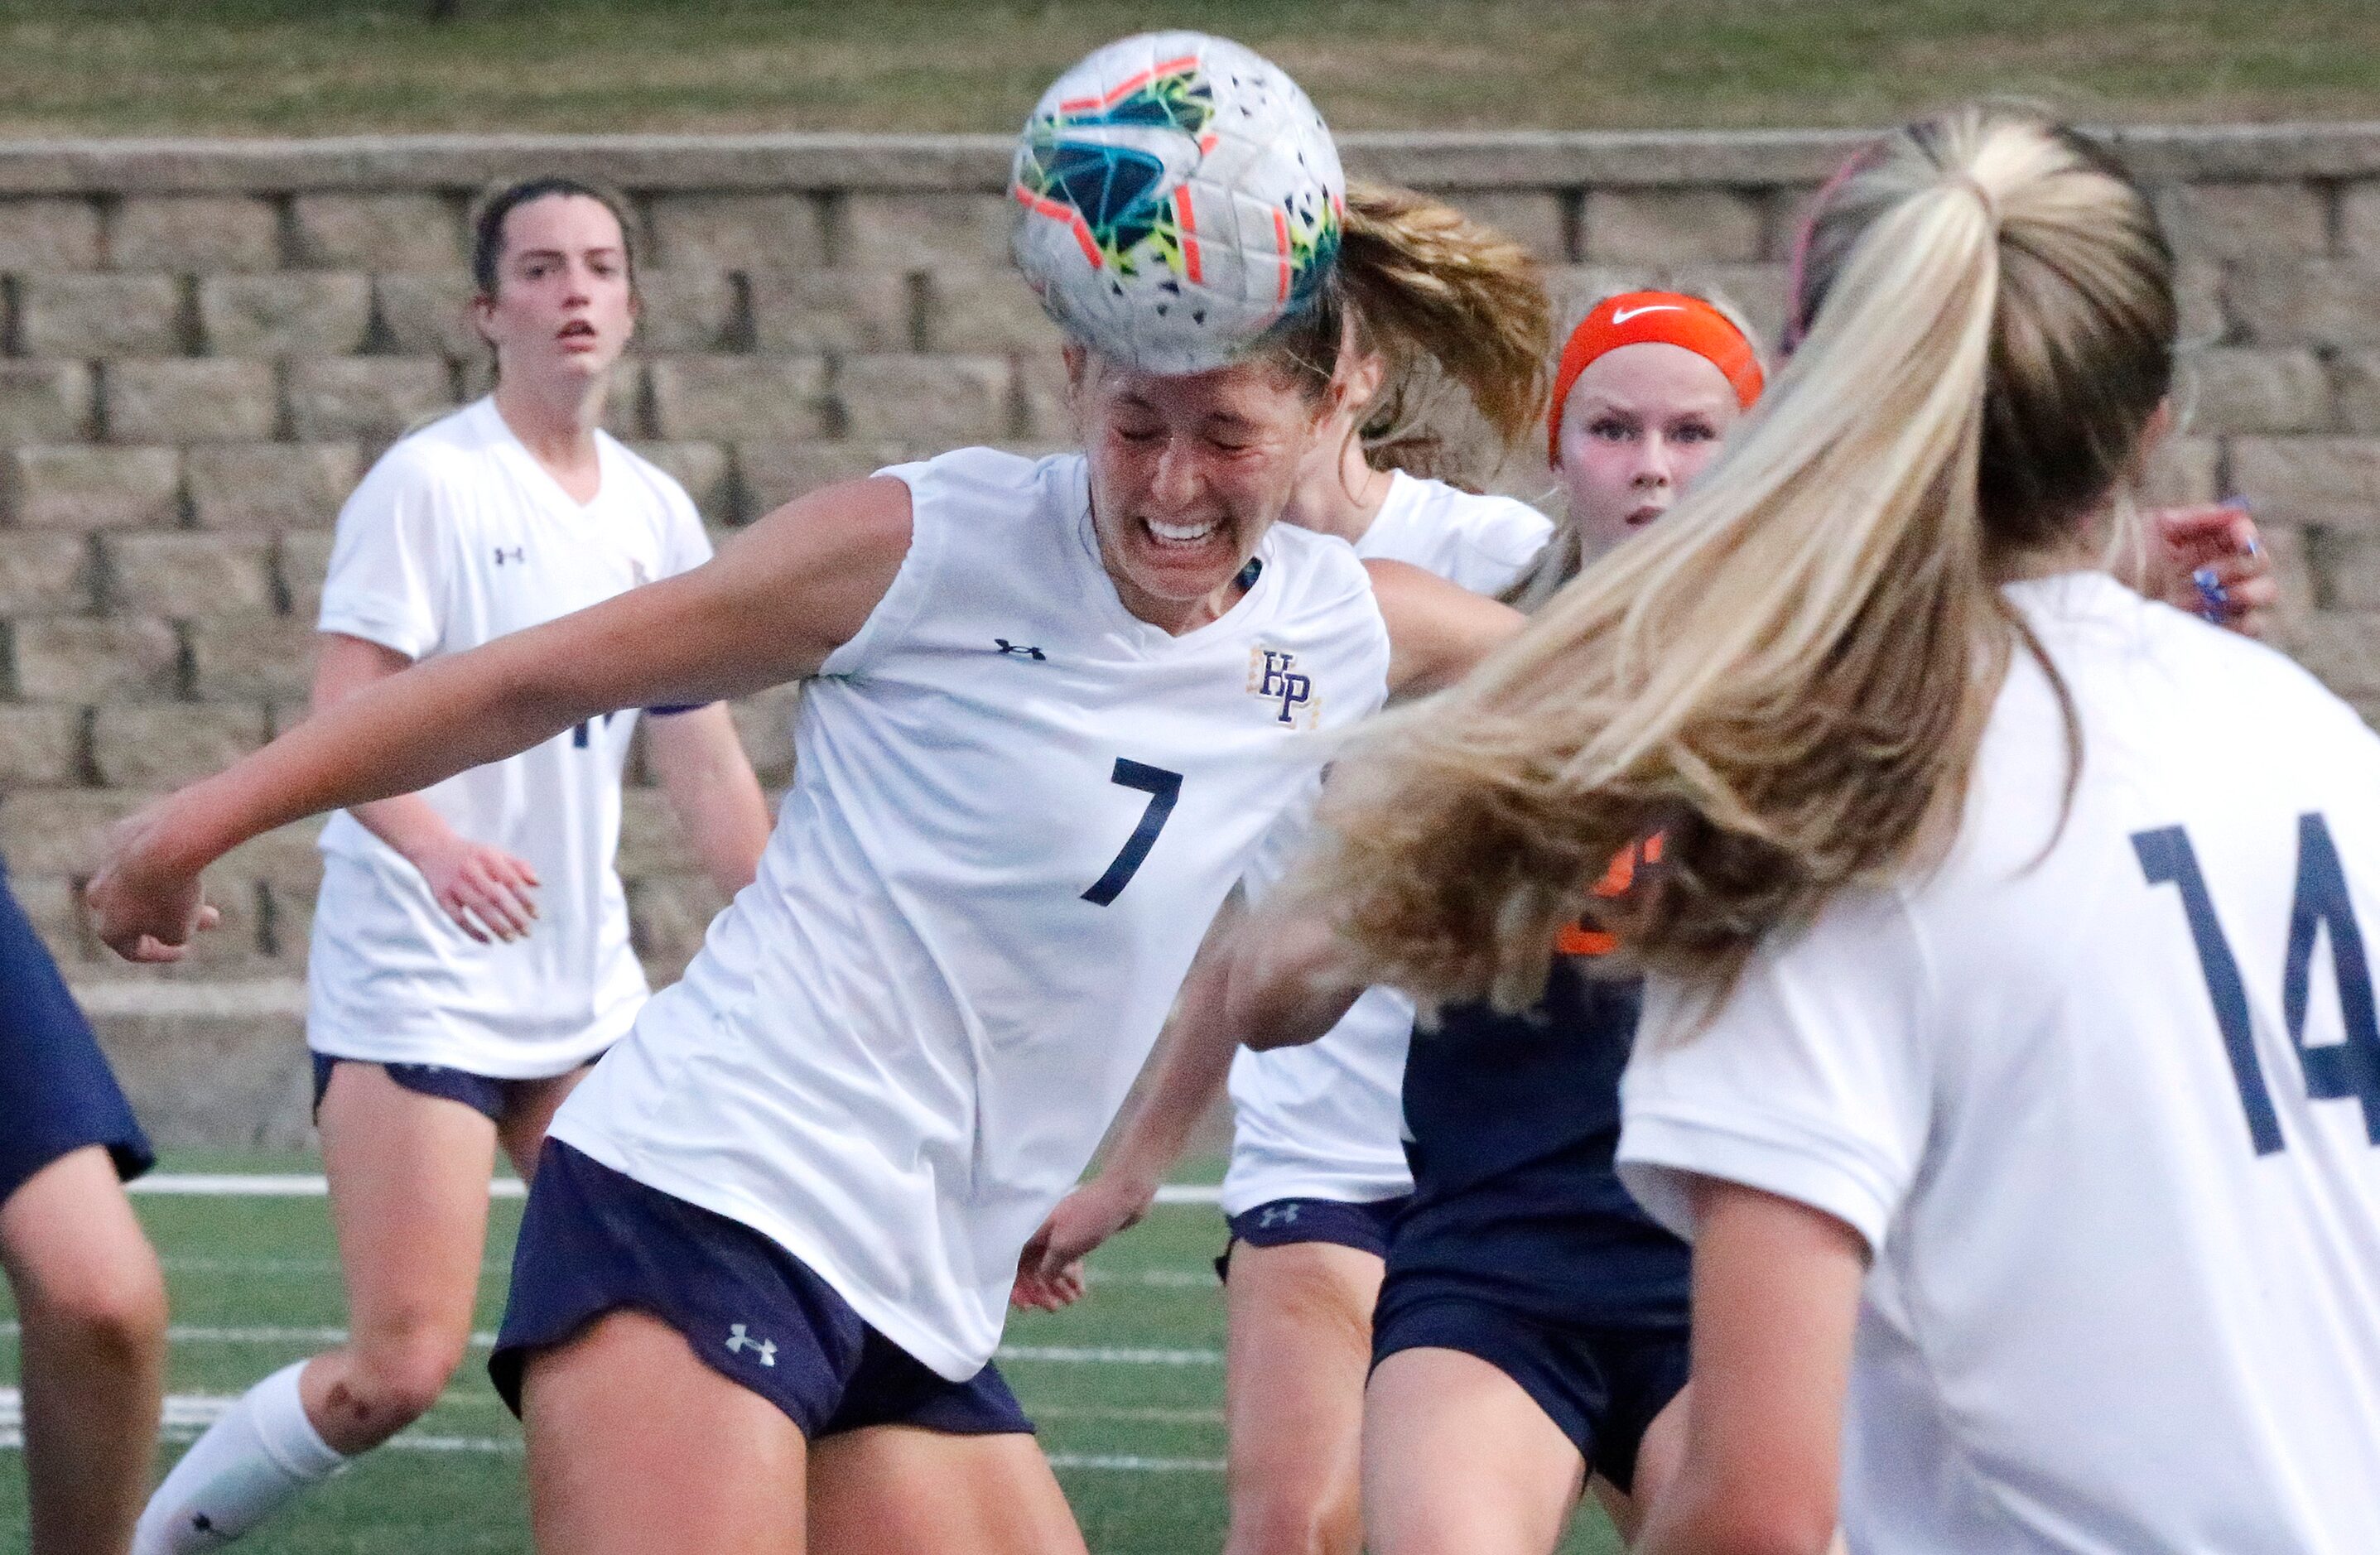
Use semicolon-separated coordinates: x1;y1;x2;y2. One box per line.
0;124;2374;1144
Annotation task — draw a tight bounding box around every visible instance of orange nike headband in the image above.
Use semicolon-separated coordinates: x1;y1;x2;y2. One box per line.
1546;291;1765;465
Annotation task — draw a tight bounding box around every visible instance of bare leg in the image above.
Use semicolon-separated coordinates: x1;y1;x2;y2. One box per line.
523;1308;807;1555
1597;1384;1691;1539
1219;1241;1383;1555
808;1425;1088;1555
1;1145;168;1555
302;1062;499;1451
1363;1347;1583;1555
496;1066;590;1183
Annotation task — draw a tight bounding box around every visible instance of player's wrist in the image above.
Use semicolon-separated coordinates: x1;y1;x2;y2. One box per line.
1101;1158;1164;1208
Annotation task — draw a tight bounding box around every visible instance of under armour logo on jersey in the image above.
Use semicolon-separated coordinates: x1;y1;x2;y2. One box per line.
995;638;1048;661
725;1323;777;1367
1247;648;1316;729
1256;1203;1301;1230
494;546;526;566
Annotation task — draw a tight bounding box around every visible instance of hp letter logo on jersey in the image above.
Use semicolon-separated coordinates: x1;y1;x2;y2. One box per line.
1248;647;1317;728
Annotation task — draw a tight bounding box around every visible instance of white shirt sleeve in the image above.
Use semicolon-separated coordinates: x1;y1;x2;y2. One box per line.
1445;495;1554;595
316;446;455;662
660;483;715;579
1616;885;1936;1257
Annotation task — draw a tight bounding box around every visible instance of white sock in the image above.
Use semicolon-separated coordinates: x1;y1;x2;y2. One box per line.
132;1360;349;1553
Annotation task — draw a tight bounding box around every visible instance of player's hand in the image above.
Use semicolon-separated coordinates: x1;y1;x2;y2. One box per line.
412;834;541;943
87;801;224;963
1009;1172;1158;1312
2142;501;2278;639
1009;1222;1088;1313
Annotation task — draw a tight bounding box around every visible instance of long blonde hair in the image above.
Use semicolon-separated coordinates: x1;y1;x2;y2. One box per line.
1298;106;2177;1013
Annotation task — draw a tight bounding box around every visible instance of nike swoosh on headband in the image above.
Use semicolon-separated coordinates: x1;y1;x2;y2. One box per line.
1611;304;1686;325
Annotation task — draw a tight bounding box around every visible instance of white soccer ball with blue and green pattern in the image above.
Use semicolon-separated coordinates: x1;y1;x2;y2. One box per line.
1010;31;1345;375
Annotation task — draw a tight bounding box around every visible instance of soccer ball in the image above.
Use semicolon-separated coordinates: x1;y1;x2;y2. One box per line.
1009;31;1345;375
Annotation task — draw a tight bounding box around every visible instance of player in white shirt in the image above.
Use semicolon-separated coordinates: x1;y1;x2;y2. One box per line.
131;179;772;1553
84;55;1529;1555
1297;106;2378;1554
1025;286;1766;1555
1011;181;1554;1555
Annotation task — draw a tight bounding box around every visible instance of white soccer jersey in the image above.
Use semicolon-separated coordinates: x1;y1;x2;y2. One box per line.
308;397;713;1078
552;447;1393;1379
1619;572;2380;1553
1223;471;1551;1215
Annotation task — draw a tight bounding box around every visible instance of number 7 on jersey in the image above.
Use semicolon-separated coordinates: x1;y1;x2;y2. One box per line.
1082;759;1183;905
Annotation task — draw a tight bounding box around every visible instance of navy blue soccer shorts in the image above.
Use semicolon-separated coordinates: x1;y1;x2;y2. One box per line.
310;1052;576;1125
1370;1276;1689;1495
491;1139;1033;1440
0;862;153;1206
1215;1193;1410;1282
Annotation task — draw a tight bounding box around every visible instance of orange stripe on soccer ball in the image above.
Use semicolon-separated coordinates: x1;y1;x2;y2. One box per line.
1058;54;1203;113
1272;208;1292;301
1173;185;1203;283
1013;183;1103;268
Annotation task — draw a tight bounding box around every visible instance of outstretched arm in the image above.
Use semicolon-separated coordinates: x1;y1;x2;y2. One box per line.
311;631;547;944
1366;557;1526;696
89;477;913;961
1012;888;1372;1308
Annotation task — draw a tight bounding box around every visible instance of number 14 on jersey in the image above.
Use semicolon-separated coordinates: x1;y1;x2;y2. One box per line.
2137;812;2380;1156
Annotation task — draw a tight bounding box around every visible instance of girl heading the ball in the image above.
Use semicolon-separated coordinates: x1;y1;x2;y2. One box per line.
88;33;1531;1555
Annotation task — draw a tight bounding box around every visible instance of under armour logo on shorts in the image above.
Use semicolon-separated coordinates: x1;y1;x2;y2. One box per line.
1257;1203;1301;1230
725;1322;777;1367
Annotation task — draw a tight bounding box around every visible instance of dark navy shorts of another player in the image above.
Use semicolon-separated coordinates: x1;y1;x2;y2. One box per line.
491;1139;1034;1440
1378;956;1692;1494
310;1052;582;1125
1216;1193;1410;1281
0;859;155;1206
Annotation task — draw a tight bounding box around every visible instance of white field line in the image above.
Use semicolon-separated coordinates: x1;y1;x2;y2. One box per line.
0;1321;1220;1365
0;1389;520;1456
157;1255;1208;1288
0;1390;1221;1471
996;1345;1221;1365
1047;1453;1223;1472
129;1174;1224;1206
131;1174;524;1198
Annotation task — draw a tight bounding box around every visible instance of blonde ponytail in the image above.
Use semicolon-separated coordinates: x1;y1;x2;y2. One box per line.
1299;107;2176;1012
1334;182;1552;479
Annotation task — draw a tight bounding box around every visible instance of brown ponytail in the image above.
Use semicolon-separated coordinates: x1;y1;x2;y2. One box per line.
1335;182;1553;479
1250;182;1551;484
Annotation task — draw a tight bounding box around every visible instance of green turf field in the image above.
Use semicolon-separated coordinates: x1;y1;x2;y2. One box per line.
0;0;2373;137
0;1158;1624;1554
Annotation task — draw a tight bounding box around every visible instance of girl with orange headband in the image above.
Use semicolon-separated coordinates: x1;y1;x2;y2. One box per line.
1511;287;1764;608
